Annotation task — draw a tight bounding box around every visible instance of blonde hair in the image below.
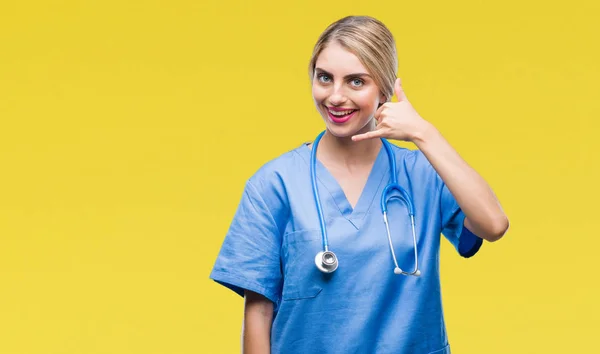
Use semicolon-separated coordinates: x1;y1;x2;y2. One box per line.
308;16;398;102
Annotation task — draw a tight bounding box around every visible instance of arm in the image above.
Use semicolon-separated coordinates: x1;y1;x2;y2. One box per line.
242;290;273;354
352;78;509;242
414;124;509;242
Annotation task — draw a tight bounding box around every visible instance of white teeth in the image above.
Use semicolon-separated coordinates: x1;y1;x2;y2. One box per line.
329;109;355;116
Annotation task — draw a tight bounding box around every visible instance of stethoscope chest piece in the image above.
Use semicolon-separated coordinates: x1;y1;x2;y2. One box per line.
315;251;338;273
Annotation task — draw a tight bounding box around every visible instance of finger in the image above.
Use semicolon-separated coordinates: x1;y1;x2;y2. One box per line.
375;120;387;131
394;78;408;102
352;129;384;142
373;104;386;122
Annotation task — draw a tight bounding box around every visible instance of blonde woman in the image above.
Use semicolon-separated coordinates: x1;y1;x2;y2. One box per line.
210;15;509;354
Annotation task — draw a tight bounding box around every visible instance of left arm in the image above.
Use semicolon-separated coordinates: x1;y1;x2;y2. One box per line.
413;123;509;242
353;78;509;242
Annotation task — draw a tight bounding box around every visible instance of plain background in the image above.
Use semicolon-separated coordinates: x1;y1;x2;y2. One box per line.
1;0;598;353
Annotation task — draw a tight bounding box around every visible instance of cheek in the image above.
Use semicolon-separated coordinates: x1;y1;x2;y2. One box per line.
312;84;327;103
353;89;380;111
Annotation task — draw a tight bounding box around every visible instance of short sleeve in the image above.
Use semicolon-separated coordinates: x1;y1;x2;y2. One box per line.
209;180;283;304
440;182;483;258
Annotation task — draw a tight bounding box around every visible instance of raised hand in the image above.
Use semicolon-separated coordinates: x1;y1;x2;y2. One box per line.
352;78;430;143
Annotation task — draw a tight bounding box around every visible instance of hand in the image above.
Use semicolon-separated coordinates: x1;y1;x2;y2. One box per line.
352;78;431;143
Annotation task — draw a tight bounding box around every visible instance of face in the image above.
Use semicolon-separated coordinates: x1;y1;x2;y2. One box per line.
312;41;386;138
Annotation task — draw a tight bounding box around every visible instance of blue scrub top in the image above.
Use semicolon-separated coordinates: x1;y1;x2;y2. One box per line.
210;140;483;354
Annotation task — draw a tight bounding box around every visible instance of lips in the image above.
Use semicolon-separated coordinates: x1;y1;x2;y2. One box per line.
326;106;358;124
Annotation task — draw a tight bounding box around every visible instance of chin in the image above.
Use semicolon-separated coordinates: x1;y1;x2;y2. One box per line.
323;123;361;139
323;119;370;140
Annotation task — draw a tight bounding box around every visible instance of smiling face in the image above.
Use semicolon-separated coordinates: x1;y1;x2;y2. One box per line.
312;41;386;138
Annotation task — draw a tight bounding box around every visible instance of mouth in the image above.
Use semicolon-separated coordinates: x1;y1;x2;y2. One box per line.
326;107;358;124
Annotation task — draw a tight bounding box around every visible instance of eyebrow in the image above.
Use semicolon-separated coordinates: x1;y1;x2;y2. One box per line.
315;67;372;79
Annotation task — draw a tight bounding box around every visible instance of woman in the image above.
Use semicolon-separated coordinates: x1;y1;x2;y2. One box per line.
210;15;509;354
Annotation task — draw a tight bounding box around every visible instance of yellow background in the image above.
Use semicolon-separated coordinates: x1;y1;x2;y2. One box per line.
1;0;598;353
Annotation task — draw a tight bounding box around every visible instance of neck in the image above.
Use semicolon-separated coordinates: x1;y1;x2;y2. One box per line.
318;122;382;167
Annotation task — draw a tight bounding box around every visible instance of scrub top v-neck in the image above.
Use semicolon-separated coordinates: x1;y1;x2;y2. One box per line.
306;142;389;230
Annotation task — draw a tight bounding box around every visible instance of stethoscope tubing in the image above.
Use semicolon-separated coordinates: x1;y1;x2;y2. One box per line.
310;130;420;276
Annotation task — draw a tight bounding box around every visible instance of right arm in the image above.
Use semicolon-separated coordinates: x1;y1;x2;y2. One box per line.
242;290;274;354
209;178;283;353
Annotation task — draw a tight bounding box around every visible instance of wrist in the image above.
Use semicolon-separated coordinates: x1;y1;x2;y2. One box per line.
411;120;438;147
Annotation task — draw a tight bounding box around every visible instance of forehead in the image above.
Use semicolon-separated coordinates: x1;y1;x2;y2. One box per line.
315;41;369;75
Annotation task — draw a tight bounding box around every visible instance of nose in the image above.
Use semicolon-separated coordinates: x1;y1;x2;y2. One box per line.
328;85;347;106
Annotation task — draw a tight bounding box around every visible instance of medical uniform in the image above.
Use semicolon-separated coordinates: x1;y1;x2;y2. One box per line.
210;140;483;354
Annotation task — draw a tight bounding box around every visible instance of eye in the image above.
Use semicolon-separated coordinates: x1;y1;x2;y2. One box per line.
317;73;332;83
350;78;364;87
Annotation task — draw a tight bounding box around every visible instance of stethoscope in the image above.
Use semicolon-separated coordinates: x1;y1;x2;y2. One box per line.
310;130;421;276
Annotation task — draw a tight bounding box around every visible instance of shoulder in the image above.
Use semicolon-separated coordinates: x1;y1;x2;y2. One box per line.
238;144;309;231
246;144;308;190
238;143;311;216
388;143;429;171
389;143;443;189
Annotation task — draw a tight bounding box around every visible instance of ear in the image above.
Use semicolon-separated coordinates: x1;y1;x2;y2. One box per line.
378;92;387;107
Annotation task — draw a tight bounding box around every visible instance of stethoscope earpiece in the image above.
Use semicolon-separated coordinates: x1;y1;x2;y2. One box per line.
394;267;421;277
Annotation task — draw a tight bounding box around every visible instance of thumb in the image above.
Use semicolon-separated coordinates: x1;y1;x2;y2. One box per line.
394;78;407;102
